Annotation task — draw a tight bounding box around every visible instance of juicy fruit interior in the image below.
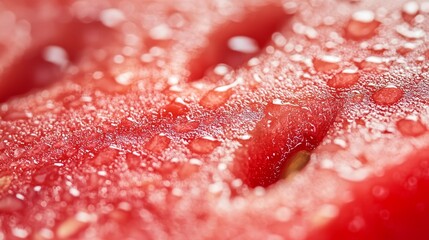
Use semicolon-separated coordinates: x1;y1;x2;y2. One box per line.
1;0;429;239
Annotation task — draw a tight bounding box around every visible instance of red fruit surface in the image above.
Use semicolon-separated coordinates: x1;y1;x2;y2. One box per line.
1;0;429;239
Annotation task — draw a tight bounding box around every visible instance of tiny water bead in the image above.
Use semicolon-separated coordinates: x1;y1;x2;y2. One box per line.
371;86;403;106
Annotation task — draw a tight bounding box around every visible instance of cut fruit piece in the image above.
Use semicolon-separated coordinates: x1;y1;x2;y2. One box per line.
1;0;429;239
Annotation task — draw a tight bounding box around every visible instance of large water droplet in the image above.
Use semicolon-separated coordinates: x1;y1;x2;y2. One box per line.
99;8;126;28
160;98;189;118
43;45;69;68
0;175;12;192
114;71;134;86
178;159;202;179
313;55;341;72
327;70;360;88
227;36;259;54
188;137;221;154
0;195;23;212
396;118;427;136
56;215;90;239
145;134;171;154
402;1;419;21
371;86;403;106
346;10;379;40
149;24;173;40
396;24;425;39
11;227;29;239
200;88;233;110
357;56;387;70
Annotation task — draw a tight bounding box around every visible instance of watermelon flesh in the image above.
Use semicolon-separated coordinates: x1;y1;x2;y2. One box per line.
1;0;429;239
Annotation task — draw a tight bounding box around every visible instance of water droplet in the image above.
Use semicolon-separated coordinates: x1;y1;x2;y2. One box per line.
199;88;233;109
160;98;189;118
312;204;339;227
327;70;360;88
113;54;125;64
275;207;293;222
99;8;125;28
333;138;348;148
80;95;93;103
43;46;69;68
173;120;199;133
396;24;425;39
337;167;370;182
188;137;221;154
167;75;180;85
3;110;33;121
228;36;259;54
171;188;183;197
145;134;171;153
114;71;134;86
372;86;403;106
283;1;299;14
208;181;225;194
372;185;389;199
0;175;12;192
213;64;232;76
396;118;427;136
12;227;29;239
346;10;379;40
178;159;201;179
357;56;387;70
0;195;23;212
272;32;287;47
56;216;89;239
149;24;173;40
92;148;118;166
348;216;366;232
69;187;80;197
313;55;341;72
92;71;104;80
402;1;419;19
396;42;417;55
35;228;54;240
